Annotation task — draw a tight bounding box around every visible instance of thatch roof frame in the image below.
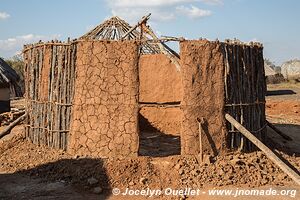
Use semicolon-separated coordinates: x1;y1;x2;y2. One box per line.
0;57;20;88
79;15;181;70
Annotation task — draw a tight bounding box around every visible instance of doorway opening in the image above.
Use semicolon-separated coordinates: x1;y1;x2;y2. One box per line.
137;53;183;157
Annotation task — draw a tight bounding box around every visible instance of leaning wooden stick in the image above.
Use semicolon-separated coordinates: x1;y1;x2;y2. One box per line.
266;120;292;141
225;113;300;186
121;13;151;39
197;117;204;163
0;113;27;139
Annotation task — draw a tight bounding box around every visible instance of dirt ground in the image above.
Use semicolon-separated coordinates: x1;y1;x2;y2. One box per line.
266;82;300;155
0;82;300;199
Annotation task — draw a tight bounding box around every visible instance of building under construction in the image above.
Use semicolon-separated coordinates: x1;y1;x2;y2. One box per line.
23;14;266;158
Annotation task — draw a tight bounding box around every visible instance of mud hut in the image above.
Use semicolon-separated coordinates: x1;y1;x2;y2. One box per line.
281;59;300;81
264;61;284;84
23;15;266;158
0;58;21;113
81;16;183;142
264;62;276;77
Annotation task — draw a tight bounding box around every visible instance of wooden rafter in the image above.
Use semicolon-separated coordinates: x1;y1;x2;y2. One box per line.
80;14;181;61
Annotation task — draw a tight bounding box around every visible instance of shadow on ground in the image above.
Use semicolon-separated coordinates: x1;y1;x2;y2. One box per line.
266;90;296;96
138;113;181;157
266;123;300;157
0;158;112;200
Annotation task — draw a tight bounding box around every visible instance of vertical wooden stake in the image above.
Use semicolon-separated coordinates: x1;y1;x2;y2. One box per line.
197;117;204;163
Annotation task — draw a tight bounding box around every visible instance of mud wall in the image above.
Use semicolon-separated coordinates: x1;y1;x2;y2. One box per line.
68;41;139;158
139;54;182;103
180;40;227;155
180;40;266;155
139;54;183;135
139;106;182;135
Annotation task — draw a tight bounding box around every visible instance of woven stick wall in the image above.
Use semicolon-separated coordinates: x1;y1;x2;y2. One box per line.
223;41;266;152
23;42;76;150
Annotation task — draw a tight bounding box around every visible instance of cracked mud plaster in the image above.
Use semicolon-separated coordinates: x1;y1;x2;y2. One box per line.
180;40;227;155
68;41;140;158
139;54;182;103
139;54;183;135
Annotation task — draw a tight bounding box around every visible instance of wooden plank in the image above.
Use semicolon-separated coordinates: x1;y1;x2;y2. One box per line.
225;113;300;186
0;113;27;139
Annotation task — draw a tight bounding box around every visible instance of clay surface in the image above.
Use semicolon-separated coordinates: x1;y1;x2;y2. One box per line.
139;54;182;103
180;40;227;155
68;41;140;158
139;107;182;135
138;54;183;135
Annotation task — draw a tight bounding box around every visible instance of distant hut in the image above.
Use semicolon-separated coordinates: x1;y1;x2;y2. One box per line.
264;61;284;84
264;62;276;77
281;59;300;81
0;58;22;113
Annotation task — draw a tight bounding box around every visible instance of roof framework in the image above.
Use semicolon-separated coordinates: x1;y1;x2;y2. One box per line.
80;14;181;70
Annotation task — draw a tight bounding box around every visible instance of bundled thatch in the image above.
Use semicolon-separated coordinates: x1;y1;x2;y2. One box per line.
0;57;22;97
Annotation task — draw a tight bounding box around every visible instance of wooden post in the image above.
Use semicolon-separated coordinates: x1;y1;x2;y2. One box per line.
225;113;300;186
197;117;205;163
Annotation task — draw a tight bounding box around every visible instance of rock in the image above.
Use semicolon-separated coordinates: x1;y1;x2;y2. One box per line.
178;168;184;175
230;158;245;165
217;180;223;186
139;177;147;185
199;167;204;173
191;169;200;176
87;177;98;185
218;169;224;176
93;187;103;194
129;181;135;186
174;164;181;170
257;151;263;158
203;155;212;165
277;174;287;181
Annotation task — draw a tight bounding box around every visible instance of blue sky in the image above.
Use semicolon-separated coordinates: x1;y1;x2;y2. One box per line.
0;0;299;65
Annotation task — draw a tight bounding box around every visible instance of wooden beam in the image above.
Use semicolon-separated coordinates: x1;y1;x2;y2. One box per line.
142;24;181;71
0;113;27;139
225;113;300;186
121;13;151;40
